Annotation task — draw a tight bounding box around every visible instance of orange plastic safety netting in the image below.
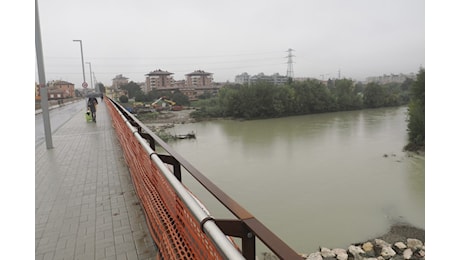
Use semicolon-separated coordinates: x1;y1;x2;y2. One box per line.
106;99;224;260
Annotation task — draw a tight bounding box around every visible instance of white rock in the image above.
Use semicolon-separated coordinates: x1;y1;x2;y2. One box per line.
348;245;365;260
374;239;390;248
306;251;323;260
320;247;335;258
336;252;348;260
332;248;347;255
394;241;407;251
406;238;423;250
403;248;413;259
380;246;396;259
418;249;425;258
299;253;308;259
332;248;348;260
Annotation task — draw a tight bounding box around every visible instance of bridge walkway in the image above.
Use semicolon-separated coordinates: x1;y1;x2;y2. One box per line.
35;99;158;260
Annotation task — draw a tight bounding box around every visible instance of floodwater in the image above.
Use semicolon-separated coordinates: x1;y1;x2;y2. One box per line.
166;106;424;254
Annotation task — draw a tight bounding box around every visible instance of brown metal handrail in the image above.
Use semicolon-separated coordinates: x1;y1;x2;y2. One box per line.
109;98;302;260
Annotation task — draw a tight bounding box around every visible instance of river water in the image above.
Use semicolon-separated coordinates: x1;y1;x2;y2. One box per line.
165;106;425;254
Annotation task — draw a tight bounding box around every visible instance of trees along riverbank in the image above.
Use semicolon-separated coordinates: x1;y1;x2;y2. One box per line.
191;77;413;120
191;69;425;153
404;68;425;153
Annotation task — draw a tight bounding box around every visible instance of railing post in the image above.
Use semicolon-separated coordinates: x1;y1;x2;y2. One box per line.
242;231;256;260
214;219;256;260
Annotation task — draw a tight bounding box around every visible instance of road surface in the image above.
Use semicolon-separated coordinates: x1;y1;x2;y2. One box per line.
35;99;87;147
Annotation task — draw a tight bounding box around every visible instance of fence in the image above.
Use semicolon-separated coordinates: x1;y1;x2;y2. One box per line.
105;97;302;260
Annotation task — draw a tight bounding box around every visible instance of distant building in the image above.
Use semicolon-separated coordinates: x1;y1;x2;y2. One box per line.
269;73;289;86
48;80;75;99
112;74;129;90
365;73;416;84
182;70;217;101
174;80;186;88
145;69;176;90
235;72;250;85
185;70;213;88
293;77;314;82
240;72;288;86
142;69;219;101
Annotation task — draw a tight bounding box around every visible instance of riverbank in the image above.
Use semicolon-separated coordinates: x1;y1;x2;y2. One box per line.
137;109;196;125
293;223;425;260
137;109;197;141
258;223;425;259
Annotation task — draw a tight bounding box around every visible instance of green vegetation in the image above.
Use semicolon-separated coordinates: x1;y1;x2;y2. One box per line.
154;130;176;142
120;81;143;99
191;78;411;120
404;68;425;152
136;112;159;121
116;75;423;151
119;95;129;103
119;81;191;106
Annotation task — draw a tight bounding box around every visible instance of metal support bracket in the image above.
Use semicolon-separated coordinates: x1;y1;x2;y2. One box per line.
214;219;256;260
139;132;156;151
157;154;182;181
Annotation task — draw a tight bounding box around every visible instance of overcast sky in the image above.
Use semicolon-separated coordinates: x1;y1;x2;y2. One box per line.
34;0;425;87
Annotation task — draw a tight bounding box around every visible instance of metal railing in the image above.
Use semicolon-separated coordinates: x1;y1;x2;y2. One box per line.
108;97;302;260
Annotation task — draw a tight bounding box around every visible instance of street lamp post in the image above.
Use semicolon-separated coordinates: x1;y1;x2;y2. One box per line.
36;0;53;149
86;62;93;90
73;40;86;87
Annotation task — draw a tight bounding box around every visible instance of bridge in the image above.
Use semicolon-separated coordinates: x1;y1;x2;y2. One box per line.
35;97;303;259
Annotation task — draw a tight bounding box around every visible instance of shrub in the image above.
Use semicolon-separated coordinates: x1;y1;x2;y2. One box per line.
119;95;128;103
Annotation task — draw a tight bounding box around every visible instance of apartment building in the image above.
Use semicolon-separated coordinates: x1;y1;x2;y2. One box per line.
235;72;250;85
112;74;129;90
145;69;176;90
235;72;288;86
185;70;213;87
365;73;416;84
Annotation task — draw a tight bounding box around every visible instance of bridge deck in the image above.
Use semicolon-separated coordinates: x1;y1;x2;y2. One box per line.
35;100;158;260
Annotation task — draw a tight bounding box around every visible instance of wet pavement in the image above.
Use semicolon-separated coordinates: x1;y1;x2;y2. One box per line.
35;100;87;147
35;99;158;260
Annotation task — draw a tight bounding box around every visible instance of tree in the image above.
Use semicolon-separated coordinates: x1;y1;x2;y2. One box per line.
120;81;142;98
400;78;414;92
134;92;147;102
333;78;361;110
97;82;106;94
405;68;425;151
290;81;313;114
363;82;385;108
354;82;365;94
308;80;334;113
119;95;129;103
171;91;190;106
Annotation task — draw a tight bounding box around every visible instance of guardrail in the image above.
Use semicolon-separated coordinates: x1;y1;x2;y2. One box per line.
106;97;302;260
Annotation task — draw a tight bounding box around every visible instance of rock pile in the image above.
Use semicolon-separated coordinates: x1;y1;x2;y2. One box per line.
299;238;425;260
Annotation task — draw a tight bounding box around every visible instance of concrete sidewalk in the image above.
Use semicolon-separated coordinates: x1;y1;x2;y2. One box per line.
35;99;157;260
